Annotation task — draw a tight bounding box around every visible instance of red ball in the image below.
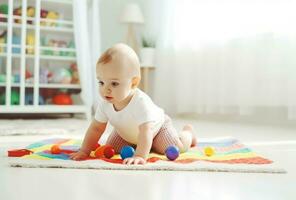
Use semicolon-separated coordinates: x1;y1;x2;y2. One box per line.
103;146;115;159
52;93;73;105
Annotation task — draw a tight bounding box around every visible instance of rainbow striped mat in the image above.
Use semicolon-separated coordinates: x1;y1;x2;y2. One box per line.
8;137;286;173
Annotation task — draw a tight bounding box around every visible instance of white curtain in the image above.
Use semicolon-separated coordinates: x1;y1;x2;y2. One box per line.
73;0;101;109
154;0;296;120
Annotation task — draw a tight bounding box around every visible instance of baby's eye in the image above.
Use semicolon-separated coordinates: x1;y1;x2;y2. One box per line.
111;82;119;87
98;81;104;86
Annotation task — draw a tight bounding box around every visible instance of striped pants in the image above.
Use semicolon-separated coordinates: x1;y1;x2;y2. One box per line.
106;116;180;154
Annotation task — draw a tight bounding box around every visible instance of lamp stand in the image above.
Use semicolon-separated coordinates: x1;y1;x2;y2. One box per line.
125;23;139;54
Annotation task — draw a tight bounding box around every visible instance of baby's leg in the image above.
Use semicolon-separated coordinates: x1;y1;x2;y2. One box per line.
106;129;135;153
152;117;197;154
179;124;197;151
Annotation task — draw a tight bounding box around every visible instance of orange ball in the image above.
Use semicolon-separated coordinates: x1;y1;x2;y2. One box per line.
94;146;105;158
51;145;61;154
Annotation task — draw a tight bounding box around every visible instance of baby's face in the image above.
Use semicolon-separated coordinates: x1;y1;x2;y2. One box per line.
96;61;134;104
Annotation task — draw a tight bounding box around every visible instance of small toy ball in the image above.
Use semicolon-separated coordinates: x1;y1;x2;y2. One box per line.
165;146;180;161
103;145;115;159
52;93;73;105
51;145;61;154
120;146;135;160
94;146;106;158
204;146;215;156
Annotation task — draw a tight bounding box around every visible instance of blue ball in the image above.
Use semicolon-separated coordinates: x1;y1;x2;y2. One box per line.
165;146;180;161
120;146;135;160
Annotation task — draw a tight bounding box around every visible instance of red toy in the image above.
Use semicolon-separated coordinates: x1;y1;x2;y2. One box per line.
103;146;115;159
52;93;73;105
8;149;33;157
94;145;115;159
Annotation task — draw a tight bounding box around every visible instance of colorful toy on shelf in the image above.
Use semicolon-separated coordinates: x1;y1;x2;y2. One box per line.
52;93;73;105
12;35;21;54
25;94;45;105
0;4;8;22
26;34;35;54
70;63;79;84
67;40;76;57
26;6;35;24
0;31;7;53
46;11;59;26
13;7;22;23
40;68;52;83
120;146;135;160
26;69;32;79
59;41;68;56
41;38;76;57
165;146;180;161
0;74;20;83
13;74;20;83
13;6;35;24
0;90;20;105
40;9;48;18
52;68;72;84
40;9;49;26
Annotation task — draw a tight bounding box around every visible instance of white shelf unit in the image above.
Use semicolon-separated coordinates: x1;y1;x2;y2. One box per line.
0;0;91;119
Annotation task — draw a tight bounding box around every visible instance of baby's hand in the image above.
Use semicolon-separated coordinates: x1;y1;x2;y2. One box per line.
123;156;146;165
69;151;88;161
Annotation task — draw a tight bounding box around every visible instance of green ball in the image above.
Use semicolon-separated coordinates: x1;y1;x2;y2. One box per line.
0;4;8;14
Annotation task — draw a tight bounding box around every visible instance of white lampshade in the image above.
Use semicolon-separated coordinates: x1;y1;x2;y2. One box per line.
120;3;144;24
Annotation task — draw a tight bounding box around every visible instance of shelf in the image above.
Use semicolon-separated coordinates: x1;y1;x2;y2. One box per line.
0;0;91;119
0;53;76;61
0;83;81;89
0;105;90;114
41;0;73;5
0;21;73;33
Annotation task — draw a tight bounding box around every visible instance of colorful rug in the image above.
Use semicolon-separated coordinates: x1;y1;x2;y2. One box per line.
8;137;286;173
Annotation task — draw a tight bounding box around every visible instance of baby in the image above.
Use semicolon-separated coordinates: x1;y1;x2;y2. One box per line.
70;43;196;165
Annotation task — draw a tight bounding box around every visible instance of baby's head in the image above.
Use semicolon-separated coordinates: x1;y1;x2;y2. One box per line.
96;43;141;103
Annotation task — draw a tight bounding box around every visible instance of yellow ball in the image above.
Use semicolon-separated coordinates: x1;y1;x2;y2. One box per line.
204;147;215;156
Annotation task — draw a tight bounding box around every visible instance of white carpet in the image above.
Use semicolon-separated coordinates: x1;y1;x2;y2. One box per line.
0;119;90;135
7;157;286;173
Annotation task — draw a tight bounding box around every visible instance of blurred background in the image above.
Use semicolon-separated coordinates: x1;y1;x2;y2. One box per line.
0;0;296;124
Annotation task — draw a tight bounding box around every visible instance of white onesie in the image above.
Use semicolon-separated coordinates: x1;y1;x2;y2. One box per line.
94;88;165;144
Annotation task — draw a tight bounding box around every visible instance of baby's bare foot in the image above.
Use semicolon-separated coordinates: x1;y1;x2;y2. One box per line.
182;124;197;147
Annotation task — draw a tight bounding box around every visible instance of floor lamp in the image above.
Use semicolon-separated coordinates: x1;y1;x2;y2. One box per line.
119;3;144;54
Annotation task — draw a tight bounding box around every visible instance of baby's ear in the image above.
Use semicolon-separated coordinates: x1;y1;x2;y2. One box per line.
131;77;140;88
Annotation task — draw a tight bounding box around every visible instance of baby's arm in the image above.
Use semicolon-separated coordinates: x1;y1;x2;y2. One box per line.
123;122;154;165
70;120;107;160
